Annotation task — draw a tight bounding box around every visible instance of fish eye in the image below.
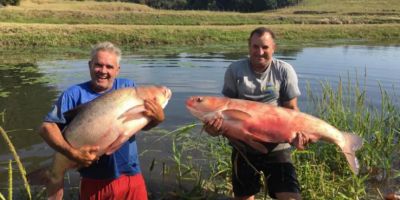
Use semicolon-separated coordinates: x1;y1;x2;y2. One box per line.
196;97;203;103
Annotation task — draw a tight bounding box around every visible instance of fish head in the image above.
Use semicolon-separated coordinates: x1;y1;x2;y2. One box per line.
185;96;228;119
136;85;172;108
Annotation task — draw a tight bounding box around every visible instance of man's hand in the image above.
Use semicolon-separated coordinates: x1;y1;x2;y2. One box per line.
291;131;312;150
142;98;165;130
68;145;100;167
204;116;226;137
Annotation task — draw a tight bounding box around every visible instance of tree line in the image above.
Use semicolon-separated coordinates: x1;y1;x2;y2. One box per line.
99;0;302;12
0;0;300;12
0;0;20;6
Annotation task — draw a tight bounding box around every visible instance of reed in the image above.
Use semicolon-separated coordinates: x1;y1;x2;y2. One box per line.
8;160;12;200
0;127;32;200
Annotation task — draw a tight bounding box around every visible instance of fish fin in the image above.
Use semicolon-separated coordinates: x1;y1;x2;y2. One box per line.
222;109;252;121
341;132;363;175
28;154;69;200
118;105;146;123
28;167;64;199
47;180;64;200
28;153;72;185
245;137;269;154
105;134;126;155
27;167;50;186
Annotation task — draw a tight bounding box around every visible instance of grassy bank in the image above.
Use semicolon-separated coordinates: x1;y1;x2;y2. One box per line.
2;8;400;25
0;0;400;48
1;23;400;48
1;0;399;25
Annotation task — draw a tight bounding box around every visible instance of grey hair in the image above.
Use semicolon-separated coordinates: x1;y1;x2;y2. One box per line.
90;42;122;64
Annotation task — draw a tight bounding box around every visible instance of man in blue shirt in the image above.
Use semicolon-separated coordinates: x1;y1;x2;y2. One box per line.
40;42;164;199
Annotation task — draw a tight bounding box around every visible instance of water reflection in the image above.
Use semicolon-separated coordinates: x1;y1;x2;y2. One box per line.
0;62;59;196
0;63;58;150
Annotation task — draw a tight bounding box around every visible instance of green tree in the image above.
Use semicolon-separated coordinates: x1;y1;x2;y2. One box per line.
0;0;20;6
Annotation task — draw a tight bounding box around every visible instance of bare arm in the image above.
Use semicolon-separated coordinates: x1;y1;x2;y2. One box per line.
281;97;299;111
40;122;99;167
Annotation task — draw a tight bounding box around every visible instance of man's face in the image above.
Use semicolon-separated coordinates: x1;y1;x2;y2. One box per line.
89;50;120;93
249;33;276;71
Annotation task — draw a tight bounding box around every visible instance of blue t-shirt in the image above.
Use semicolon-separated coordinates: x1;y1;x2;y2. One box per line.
44;78;141;179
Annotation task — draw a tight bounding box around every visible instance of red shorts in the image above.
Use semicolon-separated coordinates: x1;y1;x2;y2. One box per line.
80;174;148;200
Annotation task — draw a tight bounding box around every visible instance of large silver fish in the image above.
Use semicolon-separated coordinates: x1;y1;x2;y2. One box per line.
29;86;171;200
186;96;363;174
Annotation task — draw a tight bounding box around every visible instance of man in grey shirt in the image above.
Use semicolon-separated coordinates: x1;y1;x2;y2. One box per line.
206;27;302;200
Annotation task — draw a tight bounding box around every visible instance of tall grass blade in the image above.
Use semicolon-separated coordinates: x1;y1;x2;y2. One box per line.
0;127;32;200
0;192;5;200
8;160;12;200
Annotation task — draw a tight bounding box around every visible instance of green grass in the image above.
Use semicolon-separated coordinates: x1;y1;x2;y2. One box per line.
1;23;400;48
0;0;400;47
1;0;399;25
0;125;32;200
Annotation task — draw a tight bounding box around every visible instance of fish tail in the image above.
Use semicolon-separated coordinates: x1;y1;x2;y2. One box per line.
28;153;73;200
341;132;363;175
27;167;50;185
27;167;64;200
47;179;64;200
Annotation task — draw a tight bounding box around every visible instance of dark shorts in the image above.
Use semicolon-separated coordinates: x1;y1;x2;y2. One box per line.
231;148;300;199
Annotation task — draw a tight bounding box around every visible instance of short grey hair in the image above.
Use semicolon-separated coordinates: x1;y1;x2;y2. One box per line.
90;42;122;64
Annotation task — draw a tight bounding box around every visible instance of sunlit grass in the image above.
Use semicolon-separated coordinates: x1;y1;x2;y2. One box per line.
1;0;400;47
1;0;399;25
1;23;400;48
10;0;154;12
0;126;32;200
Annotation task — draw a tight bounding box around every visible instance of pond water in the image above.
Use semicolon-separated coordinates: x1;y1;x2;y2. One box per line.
0;44;399;197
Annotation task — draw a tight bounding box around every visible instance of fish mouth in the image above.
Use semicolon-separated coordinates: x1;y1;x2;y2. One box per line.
164;87;172;100
185;96;202;111
186;105;204;120
160;87;172;108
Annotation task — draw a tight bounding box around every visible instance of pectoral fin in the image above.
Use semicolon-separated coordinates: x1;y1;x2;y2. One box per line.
245;139;269;154
222;109;252;121
105;134;126;155
117;105;146;123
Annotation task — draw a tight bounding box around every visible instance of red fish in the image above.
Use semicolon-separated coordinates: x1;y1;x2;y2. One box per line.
186;96;363;174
